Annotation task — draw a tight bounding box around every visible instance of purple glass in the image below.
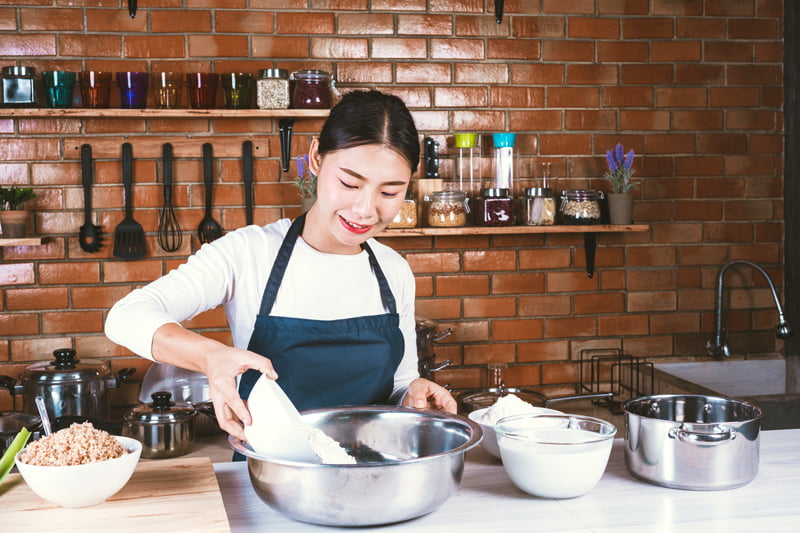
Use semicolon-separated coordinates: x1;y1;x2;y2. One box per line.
116;71;149;109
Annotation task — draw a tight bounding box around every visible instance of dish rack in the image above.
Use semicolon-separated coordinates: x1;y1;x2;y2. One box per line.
578;348;654;415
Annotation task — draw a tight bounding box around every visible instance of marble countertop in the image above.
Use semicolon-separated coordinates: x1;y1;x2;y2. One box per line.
213;429;800;532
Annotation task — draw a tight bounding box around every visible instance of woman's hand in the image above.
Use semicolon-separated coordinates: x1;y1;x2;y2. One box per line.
204;346;277;440
402;378;457;414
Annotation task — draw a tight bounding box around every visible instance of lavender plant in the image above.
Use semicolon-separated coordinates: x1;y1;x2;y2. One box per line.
294;155;317;198
604;143;637;193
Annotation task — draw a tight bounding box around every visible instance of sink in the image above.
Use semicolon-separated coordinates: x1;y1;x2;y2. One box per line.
651;357;800;430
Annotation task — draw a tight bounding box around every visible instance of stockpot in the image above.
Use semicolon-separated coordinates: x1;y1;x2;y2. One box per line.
623;394;762;490
123;391;196;459
0;348;135;421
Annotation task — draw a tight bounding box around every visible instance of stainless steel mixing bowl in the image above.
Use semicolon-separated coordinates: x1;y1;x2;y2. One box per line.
229;406;482;527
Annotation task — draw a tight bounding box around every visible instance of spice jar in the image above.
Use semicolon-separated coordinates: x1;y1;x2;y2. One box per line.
560;189;604;225
388;189;418;229
520;187;556;226
256;68;290;110
425;190;469;228
1;66;38;108
475;188;515;226
291;69;332;109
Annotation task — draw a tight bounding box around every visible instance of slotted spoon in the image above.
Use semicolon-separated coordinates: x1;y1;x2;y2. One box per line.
158;142;182;252
197;142;223;244
113;142;147;260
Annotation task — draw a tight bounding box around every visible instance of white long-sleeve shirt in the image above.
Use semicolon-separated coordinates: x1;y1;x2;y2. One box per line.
105;219;420;402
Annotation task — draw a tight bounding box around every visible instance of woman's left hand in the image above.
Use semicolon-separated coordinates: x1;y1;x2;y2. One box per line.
402;378;457;413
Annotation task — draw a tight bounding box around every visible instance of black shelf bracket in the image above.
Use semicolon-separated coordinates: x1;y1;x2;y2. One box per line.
584;232;597;278
279;117;294;172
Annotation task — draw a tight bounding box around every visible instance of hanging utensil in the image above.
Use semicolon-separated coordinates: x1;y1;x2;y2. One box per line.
113;142;147;260
279;118;294;172
78;144;103;253
242;140;254;226
197;142;223;244
495;0;504;24
128;0;137;18
158;143;182;252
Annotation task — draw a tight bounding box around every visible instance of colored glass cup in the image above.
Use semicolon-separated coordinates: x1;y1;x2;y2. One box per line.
78;71;112;108
186;72;219;109
151;72;183;109
42;70;76;108
116;71;149;109
221;72;254;109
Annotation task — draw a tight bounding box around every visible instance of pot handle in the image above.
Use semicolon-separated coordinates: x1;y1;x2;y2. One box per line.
431;328;453;342
105;367;136;387
670;425;736;445
544;391;613;406
0;375;21;394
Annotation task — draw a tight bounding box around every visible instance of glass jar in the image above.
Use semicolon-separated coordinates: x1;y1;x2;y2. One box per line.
388;189;418;229
560;189;604;225
424;190;469;227
1;66;38;107
290;69;332;109
475;188;515;226
256;68;289;110
520;187;556;226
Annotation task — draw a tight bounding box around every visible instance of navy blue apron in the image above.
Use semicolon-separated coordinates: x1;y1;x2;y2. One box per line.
238;213;405;413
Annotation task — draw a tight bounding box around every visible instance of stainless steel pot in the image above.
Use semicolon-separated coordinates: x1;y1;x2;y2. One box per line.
622;394;762;490
229;406;481;527
415;316;453;379
0;348;135;421
0;411;41;455
123;391;196;459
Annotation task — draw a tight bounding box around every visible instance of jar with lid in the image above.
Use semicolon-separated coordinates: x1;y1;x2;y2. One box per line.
1;66;38;107
559;189;604;225
520;187;556;226
256;68;289;110
290;69;333;109
424;190;469;227
475;188;515;226
388;189;418;229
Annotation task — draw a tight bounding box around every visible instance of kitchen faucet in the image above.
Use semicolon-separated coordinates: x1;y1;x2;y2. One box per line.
706;259;793;357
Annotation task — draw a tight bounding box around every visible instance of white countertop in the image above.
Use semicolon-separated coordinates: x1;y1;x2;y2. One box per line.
213;428;800;532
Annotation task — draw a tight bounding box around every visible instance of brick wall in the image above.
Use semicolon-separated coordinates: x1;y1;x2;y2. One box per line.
0;1;786;410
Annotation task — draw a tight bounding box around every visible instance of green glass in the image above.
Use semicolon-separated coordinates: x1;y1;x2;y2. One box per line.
42;70;76;108
221;72;254;109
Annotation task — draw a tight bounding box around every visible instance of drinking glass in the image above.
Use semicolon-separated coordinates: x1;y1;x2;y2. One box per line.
186;72;219;109
221;72;254;109
78;71;112;108
116;71;149;109
42;71;76;108
151;72;183;108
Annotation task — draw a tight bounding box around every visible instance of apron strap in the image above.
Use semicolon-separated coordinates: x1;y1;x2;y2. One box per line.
258;214;397;316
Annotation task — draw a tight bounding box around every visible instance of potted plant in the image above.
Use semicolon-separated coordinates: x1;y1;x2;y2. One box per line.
0;186;36;238
294;154;317;212
603;143;637;225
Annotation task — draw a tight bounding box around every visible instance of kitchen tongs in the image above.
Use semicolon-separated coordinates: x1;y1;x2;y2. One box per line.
78;144;103;253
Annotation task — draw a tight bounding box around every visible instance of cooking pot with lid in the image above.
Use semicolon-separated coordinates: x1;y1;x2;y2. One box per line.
622;394;762;490
0;348;135;422
123;391;196;459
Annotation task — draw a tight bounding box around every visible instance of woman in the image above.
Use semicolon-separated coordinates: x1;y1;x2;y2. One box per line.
105;90;456;442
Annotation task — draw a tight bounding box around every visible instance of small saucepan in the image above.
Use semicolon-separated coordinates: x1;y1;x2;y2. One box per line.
123;391;197;459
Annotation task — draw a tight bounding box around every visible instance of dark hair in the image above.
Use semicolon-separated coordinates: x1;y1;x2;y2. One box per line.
317;90;420;173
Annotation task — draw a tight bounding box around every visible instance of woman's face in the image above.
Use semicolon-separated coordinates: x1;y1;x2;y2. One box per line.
306;140;411;254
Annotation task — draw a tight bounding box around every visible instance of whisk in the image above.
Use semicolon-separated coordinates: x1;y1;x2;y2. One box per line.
158;143;182;252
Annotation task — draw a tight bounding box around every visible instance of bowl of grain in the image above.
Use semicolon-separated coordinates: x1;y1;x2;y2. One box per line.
14;422;141;507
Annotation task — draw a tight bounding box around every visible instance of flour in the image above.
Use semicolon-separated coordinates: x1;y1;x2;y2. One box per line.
479;394;539;425
304;427;357;465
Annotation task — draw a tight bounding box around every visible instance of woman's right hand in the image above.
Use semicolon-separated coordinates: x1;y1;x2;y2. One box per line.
203;345;278;440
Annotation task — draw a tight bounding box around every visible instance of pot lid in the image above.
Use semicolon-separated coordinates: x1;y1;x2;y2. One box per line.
457;387;547;412
125;391;196;425
138;362;211;404
0;411;41;436
21;349;110;384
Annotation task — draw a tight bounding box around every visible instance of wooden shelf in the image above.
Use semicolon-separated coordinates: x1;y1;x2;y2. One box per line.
0;108;330;119
378;224;649;237
0;237;44;247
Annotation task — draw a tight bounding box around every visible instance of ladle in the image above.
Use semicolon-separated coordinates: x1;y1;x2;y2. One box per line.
35;396;52;437
243;375;318;463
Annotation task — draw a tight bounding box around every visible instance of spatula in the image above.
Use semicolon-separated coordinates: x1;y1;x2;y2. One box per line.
197;142;223;244
78;144;103;253
244;374;319;463
113;142;147;260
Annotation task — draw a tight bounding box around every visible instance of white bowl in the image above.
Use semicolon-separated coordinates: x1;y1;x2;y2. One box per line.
467;406;561;459
495;414;616;498
15;436;142;507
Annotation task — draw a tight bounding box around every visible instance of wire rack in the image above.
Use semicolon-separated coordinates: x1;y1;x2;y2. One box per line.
578;348;654;414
